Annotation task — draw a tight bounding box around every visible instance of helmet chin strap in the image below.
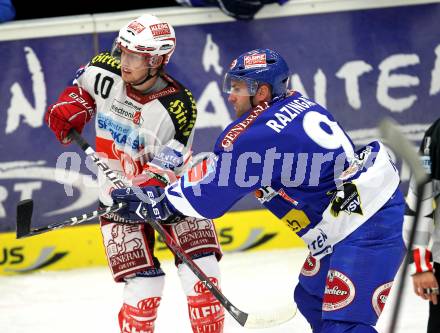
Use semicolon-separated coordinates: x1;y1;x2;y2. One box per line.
249;96;257;108
131;67;160;87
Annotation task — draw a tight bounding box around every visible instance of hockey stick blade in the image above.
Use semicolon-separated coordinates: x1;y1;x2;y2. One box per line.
379;118;428;186
156;223;297;328
16;199;34;239
16;201;126;238
243;303;297;328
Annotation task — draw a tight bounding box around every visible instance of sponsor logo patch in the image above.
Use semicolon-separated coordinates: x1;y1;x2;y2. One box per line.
172;217;219;253
339;145;373;180
110;100;137;121
282;209;310;233
150;23;171;37
91;52;121;69
255;186;277;203
137;297;161;310
133;111;142;125
372;281;393;316
328;182;363;217
300;253;320;277
194;277;219;294
323;270;355;311
128;21;146;34
244;54;267;69
221;102;268;148
105;224;152;280
278;189;299;206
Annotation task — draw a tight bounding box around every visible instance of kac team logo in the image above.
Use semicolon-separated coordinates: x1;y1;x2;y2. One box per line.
194;277;219;294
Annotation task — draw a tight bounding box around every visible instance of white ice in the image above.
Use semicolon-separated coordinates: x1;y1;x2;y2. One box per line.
0;248;428;333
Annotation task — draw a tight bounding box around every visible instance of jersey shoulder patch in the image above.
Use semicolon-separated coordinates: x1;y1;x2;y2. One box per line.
158;77;197;145
89;52;121;76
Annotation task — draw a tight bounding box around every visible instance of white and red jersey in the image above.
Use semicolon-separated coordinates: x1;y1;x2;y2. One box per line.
75;52;197;206
404;118;440;273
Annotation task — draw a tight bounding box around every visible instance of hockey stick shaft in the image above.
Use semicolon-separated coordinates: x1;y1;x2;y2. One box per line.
16;200;125;238
379;118;428;333
69;129;295;328
73;131;252;321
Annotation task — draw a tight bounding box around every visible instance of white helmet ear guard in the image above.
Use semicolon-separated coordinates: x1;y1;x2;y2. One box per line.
116;14;176;65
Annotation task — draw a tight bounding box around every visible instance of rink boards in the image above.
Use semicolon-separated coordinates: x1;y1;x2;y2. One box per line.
0;209;303;275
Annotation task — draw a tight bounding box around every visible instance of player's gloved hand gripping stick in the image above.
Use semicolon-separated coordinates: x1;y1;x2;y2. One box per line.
16;129;296;329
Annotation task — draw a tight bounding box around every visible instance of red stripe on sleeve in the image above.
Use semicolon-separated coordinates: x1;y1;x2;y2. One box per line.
425;249;433;271
413;249;422;273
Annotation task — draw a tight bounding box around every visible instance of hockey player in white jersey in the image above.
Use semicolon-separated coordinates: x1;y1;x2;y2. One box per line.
111;48;407;333
404;118;440;332
45;14;224;333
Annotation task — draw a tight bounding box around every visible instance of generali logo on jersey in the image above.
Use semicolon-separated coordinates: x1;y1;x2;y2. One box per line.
150;23;171;37
372;281;393;316
128;21;146;34
323;270;355;311
244;54;267;69
221;102;269;148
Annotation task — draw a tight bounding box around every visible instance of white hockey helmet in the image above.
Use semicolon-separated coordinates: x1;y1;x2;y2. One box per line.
114;14;176;67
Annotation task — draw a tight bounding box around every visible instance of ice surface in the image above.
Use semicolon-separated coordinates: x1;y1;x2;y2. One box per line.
0;248;428;333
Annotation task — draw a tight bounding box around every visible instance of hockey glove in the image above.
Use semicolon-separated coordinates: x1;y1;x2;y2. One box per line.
133;166;170;188
111;186;178;221
45;86;95;144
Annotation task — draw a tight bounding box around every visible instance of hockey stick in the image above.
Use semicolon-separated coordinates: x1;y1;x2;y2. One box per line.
69;129;296;329
378;118;428;333
16;200;125;238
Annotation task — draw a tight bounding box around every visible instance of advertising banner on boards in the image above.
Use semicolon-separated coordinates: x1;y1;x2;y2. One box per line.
0;3;439;236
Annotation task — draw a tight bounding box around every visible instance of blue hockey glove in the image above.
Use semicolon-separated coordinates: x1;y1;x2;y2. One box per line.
111;186;177;221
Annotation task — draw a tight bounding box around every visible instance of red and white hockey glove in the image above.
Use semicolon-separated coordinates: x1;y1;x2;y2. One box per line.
45;86;95;144
133;163;178;187
410;247;434;275
133;166;169;189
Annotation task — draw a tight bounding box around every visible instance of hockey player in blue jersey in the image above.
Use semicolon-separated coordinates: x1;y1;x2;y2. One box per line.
111;48;406;333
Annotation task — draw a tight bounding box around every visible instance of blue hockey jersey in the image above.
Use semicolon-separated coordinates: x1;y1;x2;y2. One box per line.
165;91;400;258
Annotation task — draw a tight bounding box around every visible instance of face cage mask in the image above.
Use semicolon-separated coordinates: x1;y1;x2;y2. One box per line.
111;40;163;70
222;73;259;96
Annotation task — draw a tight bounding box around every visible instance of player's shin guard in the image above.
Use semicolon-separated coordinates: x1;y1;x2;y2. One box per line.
119;274;165;333
178;254;225;333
